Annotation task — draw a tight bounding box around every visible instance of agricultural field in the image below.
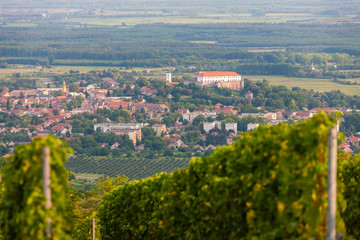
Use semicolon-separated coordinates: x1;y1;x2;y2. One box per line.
65;155;190;180
247;75;360;96
66;13;321;26
0;65;171;79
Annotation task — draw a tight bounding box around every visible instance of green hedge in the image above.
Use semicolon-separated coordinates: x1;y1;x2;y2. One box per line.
98;113;346;239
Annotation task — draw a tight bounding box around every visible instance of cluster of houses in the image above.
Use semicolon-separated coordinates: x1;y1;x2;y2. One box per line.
0;74;357;157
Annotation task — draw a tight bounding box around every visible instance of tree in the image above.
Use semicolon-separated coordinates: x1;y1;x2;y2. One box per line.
6;98;11;111
53;109;60;116
333;53;351;65
30;115;42;125
192;115;207;129
136;77;148;87
70;175;128;239
69;83;79;92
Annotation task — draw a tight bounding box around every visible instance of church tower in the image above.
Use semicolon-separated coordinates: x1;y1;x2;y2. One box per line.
62;81;68;96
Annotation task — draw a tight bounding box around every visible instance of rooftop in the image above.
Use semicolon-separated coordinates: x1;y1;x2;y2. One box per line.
194;71;240;77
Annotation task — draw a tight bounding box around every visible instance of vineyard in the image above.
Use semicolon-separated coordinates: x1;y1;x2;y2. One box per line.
65;155;190;180
98;112;357;239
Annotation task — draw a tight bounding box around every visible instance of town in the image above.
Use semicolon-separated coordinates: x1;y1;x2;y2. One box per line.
0;69;358;165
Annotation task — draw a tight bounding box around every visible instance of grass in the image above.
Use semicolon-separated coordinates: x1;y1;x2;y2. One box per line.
247;75;360;96
0;65;172;78
75;173;104;180
1;23;37;27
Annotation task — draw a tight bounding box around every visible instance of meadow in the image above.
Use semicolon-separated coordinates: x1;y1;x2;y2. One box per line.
248;75;360;96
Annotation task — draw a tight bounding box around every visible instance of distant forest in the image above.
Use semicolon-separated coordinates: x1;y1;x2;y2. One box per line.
0;0;360;76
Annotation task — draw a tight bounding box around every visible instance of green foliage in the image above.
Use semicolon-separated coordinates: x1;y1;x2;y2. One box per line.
340;112;360;134
98;112;343;239
0;135;73;240
70;176;128;240
338;150;360;238
64;96;84;110
96;109;131;123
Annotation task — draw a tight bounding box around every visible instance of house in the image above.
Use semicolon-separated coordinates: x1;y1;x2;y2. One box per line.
214;107;238;115
9;90;37;98
9;127;19;133
140;87;158;96
205;144;216;150
193;144;204;152
152;124;166;137
294;112;313;119
106;101;130;109
72;107;97;115
136;144;145;151
173;139;185;149
111;142;120;150
52;123;72;135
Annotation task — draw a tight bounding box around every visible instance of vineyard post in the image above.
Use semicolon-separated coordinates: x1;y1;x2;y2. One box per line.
327;127;337;240
42;146;51;237
92;217;96;240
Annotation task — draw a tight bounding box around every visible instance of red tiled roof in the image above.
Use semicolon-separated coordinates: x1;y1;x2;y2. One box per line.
309;108;336;112
194;71;240;77
53;123;71;131
107;101;130;109
166;82;179;86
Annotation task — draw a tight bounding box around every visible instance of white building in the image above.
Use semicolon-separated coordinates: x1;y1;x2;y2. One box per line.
166;73;172;82
94;123;143;145
194;71;241;83
183;110;217;123
225;123;237;134
203;121;222;133
247;123;259;132
193;71;243;90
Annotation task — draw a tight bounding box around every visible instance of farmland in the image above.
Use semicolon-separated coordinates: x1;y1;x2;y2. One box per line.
248;75;360;95
66;155;190;180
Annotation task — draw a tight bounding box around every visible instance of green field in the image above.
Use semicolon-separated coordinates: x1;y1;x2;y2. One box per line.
247;75;360;96
0;65;171;78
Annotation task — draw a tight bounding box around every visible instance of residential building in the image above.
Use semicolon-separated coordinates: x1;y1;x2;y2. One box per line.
94;123;143;145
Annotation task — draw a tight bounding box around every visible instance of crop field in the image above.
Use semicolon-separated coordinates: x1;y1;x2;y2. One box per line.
65;155;190;180
0;65;171;79
247;75;360;96
67;13;322;26
74;173;104;185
